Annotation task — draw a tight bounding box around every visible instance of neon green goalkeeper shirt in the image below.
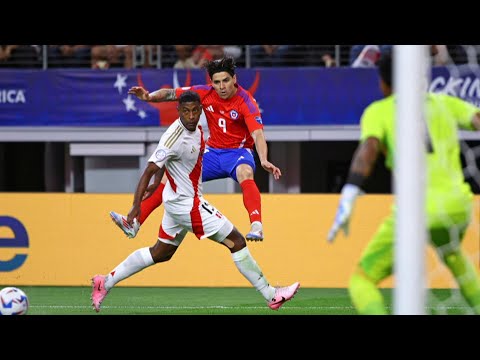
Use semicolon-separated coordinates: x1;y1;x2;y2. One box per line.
360;92;479;223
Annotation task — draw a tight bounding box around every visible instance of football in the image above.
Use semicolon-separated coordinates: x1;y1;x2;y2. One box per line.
0;287;29;315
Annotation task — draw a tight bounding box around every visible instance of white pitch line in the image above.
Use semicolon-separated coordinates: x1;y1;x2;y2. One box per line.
30;305;471;310
31;305;352;310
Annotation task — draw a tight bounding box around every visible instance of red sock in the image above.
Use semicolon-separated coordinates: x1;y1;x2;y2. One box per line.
240;179;262;224
139;182;165;224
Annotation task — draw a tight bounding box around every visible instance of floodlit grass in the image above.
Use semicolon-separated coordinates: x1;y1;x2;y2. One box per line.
4;286;474;315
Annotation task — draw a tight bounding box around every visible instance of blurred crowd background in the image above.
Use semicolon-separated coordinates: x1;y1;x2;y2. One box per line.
0;45;477;69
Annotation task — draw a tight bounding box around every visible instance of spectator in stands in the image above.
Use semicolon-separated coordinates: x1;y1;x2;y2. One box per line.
0;45;40;68
448;45;471;64
48;45;92;68
91;45;134;69
350;45;443;68
191;45;225;67
173;45;199;69
138;45;161;68
250;45;291;67
158;45;177;68
349;45;391;67
294;45;336;67
321;52;336;67
223;45;243;60
433;45;470;65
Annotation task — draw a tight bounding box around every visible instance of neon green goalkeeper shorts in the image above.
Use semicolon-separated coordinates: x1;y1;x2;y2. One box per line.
358;211;470;284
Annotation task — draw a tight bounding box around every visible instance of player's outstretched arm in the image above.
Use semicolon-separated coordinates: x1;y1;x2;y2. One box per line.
327;137;380;243
327;184;363;242
128;86;150;101
471;112;480;130
128;162;164;224
128;87;177;102
142;171;167;200
251;129;282;180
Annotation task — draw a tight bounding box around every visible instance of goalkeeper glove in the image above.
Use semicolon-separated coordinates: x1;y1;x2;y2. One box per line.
327;184;363;243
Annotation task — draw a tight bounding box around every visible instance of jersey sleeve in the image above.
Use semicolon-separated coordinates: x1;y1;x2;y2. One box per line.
442;94;479;130
241;95;263;133
360;102;385;143
148;133;178;168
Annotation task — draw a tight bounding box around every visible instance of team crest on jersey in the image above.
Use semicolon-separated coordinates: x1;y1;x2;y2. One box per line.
155;149;167;161
255;116;263;124
230;110;239;119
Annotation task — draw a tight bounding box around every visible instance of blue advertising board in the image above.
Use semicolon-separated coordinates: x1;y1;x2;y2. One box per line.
0;66;478;126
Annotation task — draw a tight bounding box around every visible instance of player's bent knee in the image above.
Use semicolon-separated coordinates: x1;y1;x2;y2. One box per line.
236;164;255;181
151;249;176;263
352;266;381;285
150;241;177;263
223;228;246;251
223;239;235;248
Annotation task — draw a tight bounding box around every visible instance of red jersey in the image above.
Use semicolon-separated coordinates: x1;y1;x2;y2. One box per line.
175;84;263;149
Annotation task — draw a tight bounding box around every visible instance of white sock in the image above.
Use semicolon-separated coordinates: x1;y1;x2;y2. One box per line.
250;221;263;231
104;247;154;291
231;247;276;301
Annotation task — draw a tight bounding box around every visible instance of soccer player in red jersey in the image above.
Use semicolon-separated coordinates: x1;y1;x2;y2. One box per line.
91;91;299;313
110;56;281;241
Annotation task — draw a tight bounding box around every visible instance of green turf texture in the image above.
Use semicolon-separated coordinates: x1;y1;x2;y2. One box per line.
3;286;473;315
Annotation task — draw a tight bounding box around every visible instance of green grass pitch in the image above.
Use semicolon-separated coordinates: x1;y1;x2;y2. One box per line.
3;286;473;315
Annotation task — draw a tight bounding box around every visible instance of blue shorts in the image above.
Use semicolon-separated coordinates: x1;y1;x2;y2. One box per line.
202;147;256;183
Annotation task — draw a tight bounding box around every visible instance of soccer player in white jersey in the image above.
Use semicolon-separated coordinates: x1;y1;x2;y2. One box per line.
90;91;299;313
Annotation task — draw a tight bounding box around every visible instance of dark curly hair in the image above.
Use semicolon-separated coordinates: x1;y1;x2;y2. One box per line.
204;56;236;79
178;90;201;105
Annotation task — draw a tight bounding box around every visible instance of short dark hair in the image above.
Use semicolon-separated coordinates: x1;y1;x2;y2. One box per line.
178;90;201;105
204;56;236;79
377;51;392;87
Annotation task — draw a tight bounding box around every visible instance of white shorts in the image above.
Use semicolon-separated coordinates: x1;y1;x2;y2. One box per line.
159;197;234;246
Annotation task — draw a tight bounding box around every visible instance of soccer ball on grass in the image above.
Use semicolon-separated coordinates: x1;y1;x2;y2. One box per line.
0;287;29;315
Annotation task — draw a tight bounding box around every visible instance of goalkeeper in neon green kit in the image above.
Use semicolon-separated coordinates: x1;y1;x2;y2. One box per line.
327;50;480;315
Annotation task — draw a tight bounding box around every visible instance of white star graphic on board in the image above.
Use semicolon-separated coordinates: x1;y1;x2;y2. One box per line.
114;75;149;119
138;110;147;119
123;95;137;112
114;73;128;94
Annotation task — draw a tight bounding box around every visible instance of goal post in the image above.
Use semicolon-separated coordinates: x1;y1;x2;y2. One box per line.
393;45;429;315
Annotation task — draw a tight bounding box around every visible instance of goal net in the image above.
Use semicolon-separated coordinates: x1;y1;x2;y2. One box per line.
395;45;480;314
